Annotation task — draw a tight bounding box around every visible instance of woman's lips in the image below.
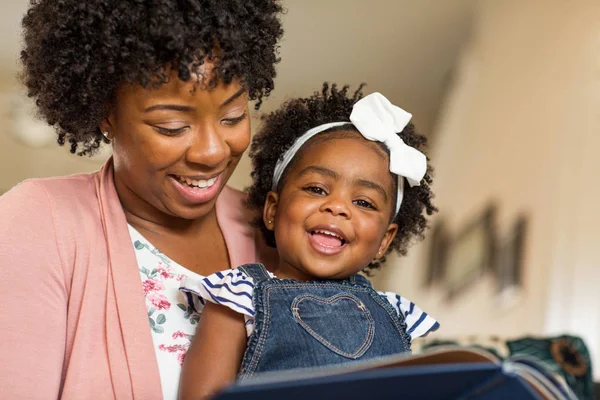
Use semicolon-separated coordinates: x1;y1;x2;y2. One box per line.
169;173;222;204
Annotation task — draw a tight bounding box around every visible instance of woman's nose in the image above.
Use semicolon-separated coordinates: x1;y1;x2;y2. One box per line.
185;124;230;169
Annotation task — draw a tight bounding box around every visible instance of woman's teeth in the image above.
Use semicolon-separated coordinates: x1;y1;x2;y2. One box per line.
176;175;217;188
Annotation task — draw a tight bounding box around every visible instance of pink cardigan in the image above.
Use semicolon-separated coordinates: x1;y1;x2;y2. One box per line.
0;159;274;399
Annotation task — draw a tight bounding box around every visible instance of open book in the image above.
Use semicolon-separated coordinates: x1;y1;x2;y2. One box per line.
214;346;578;400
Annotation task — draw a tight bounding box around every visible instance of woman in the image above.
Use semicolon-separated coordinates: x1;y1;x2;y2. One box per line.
0;1;283;399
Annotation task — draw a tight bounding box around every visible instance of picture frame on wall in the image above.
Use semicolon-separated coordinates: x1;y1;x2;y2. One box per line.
444;205;497;299
496;215;527;300
424;219;449;287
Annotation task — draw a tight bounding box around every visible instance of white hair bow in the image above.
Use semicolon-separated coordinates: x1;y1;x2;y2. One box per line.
271;92;427;215
350;93;426;188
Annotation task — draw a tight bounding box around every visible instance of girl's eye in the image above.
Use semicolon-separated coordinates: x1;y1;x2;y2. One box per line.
304;186;327;196
222;112;247;126
354;199;376;210
154;126;188;136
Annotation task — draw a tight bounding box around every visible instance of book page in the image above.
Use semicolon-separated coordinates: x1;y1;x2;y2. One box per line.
237;346;500;386
504;360;576;400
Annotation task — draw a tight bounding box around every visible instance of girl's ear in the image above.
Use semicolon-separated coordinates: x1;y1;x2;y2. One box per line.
375;223;398;259
263;191;279;231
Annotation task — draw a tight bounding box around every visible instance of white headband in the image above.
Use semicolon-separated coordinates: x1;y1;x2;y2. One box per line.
271;92;427;215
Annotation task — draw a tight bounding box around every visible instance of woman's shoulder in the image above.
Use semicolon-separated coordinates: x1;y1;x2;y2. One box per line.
0;172;106;285
0;171;104;229
2;172;100;208
217;185;250;218
217;186;279;268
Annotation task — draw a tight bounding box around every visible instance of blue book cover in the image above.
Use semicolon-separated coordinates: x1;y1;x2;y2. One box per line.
214;347;578;400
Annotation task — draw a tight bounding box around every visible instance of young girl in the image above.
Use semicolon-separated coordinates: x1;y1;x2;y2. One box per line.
178;84;439;399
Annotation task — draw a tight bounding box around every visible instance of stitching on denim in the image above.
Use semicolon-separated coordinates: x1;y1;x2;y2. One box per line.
291;293;375;359
350;274;372;287
242;284;374;376
251;284;272;374
262;282;375;291
238;263;271;283
240;282;273;379
370;290;411;350
239;263;273;378
239;278;271;379
240;277;411;378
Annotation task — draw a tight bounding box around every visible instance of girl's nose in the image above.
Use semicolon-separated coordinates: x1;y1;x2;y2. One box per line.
320;195;352;219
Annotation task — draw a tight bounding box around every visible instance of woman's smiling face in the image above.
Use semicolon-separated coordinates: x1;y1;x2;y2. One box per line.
104;67;251;222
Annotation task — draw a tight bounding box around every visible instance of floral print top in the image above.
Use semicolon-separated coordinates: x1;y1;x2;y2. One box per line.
129;225;202;400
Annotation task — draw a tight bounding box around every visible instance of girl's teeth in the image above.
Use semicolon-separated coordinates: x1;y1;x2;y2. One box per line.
314;230;342;240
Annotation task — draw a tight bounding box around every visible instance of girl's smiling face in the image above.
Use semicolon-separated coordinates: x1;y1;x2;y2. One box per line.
264;131;399;281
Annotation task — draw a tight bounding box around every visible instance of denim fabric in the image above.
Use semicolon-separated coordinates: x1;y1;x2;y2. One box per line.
238;264;411;380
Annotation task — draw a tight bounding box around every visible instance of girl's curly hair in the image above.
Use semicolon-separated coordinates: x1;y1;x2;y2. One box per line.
246;83;437;272
20;0;284;155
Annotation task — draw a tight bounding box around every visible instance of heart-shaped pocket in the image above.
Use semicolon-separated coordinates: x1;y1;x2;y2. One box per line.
291;293;374;359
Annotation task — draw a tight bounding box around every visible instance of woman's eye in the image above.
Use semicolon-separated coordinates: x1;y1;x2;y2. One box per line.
304;186;327;195
154;126;188;136
222;112;247;126
354;199;376;210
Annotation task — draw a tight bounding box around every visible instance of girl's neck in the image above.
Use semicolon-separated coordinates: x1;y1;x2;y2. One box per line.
273;260;357;282
272;264;315;282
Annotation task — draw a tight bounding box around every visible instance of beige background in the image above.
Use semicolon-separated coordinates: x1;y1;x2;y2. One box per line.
371;0;600;379
1;0;600;379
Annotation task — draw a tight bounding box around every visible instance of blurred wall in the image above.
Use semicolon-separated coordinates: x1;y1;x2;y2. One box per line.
0;75;104;194
373;0;600;377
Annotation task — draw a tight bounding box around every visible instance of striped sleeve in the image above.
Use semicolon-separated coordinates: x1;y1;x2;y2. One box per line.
179;268;256;317
378;291;440;340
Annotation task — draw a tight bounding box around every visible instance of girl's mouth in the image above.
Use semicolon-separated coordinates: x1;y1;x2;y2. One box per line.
310;229;346;247
307;228;349;256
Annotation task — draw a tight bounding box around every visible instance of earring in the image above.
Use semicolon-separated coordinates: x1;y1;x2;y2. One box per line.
102;131;111;140
268;220;272;225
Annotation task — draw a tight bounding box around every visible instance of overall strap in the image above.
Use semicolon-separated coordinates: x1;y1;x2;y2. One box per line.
348;273;373;287
238;263;272;284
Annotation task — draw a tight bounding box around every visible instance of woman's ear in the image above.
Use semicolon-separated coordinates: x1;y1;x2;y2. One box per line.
263;191;279;231
375;223;398;259
99;107;116;139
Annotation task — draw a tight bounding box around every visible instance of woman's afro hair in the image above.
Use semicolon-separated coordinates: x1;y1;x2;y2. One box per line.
20;0;284;155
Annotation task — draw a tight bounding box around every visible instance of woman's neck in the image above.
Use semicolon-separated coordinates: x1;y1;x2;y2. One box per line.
124;204;216;239
116;177;231;275
114;172;216;236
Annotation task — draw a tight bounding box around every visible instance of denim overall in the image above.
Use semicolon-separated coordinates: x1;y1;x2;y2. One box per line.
237;263;412;380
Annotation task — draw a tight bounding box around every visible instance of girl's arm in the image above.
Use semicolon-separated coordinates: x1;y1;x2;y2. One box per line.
179;301;248;400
